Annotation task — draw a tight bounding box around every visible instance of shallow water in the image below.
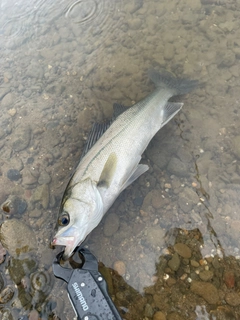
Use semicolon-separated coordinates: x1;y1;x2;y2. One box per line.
1;0;240;319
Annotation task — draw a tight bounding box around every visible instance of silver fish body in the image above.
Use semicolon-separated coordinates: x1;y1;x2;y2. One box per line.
52;70;197;259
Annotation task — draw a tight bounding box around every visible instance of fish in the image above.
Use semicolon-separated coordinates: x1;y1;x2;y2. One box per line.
52;69;198;259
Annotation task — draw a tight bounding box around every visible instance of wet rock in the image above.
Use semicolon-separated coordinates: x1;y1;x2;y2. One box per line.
141;190;167;212
168;252;180;271
144;303;154;318
9;257;37;284
0;286;14;304
1;195;27;215
7;169;22;181
0;243;6;264
146;227;165;247
113;260;126;276
190;280;219;304
174;243;192;258
224;271;235;289
21;168;38;187
12;126;31;152
167;313;185;320
210;306;236;319
178;196;193;213
32;184;50;209
225;292;240;307
217;50;235;68
0;87;11;100
153;311;166;320
1;93;13;109
0;219;37;257
190;260;199;267
28;309;40;320
26;62;44;79
38;171;51;185
103;213;120;237
167;157;189;177
28;209;42;218
199;270;214;281
0;308;14;319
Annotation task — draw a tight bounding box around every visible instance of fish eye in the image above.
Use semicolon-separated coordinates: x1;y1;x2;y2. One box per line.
58;213;70;226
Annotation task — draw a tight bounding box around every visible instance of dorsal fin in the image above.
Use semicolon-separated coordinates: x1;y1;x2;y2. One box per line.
113;103;129;119
81;103;129;158
81;121;112;157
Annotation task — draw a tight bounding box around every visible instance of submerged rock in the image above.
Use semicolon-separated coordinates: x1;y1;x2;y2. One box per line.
1;195;27;215
0;219;37;257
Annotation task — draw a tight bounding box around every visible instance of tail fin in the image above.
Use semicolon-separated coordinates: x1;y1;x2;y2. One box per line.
148;69;198;95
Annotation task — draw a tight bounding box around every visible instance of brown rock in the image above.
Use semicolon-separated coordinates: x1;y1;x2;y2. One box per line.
113;260;126;276
225;292;240;307
174;243;192;258
190;280;219;304
153;311;166;320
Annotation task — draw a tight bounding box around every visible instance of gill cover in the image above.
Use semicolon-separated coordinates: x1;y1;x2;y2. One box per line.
52;178;103;259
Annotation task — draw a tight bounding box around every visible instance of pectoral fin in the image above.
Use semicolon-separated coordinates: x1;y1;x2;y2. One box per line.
120;164;149;193
98;152;118;188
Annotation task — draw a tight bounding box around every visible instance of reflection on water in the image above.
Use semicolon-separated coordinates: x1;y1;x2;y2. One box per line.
1;0;240;318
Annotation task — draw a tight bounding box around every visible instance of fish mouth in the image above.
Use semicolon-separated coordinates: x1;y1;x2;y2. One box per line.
52;226;83;260
52;236;81;260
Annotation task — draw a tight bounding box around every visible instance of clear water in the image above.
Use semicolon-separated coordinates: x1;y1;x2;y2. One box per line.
1;0;240;319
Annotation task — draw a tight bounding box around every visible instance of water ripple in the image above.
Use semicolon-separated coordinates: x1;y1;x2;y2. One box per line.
0;0;123;49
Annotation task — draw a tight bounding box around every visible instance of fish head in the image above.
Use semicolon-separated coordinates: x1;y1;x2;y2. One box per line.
52;179;103;260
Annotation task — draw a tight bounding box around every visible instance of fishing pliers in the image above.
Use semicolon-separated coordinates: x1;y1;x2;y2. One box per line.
52;247;123;320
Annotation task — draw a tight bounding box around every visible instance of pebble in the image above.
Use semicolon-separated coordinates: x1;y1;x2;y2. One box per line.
0;219;37;257
225;292;240;307
146;227;165;247
12;127;31;152
1;93;13;108
190;280;219;304
103;213;120;237
223;271;235;289
7;169;22;181
167;312;185;320
38;170;51;185
0;242;6;264
28;309;40;320
167;157;189;177
113;260;126;276
7;108;16;117
0;286;14;304
153;311;166;320
168;252;180;271
1;195;27;215
174;243;192;258
190;260;200;267
21;168;38;187
199;270;214;281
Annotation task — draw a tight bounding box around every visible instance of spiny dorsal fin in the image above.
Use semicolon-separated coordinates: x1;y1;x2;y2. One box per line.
81;121;112;158
97;152;118;188
113;103;129;119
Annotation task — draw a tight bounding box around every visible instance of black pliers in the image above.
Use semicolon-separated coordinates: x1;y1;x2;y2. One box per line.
52;247;123;320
